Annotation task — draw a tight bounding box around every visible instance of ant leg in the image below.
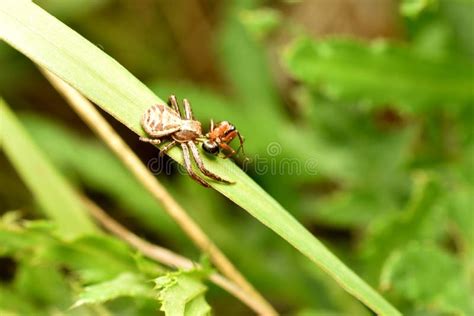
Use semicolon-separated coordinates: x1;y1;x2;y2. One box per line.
221;130;246;157
236;132;246;156
139;137;161;145
159;140;177;157
188;141;233;183
183;98;194;120
168;95;182;117
219;143;237;159
210;119;215;132
181;143;210;187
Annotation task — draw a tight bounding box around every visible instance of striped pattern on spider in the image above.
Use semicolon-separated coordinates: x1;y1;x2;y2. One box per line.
139;95;234;187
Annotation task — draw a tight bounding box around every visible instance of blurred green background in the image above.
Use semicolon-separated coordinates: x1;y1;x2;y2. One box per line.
1;0;473;315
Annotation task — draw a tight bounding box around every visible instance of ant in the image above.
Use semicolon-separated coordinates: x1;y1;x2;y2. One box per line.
202;120;245;159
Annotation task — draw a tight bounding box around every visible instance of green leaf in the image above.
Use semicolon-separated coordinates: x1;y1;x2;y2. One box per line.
285;37;474;110
14;262;75;311
239;8;282;40
362;173;441;280
0;2;399;314
0;285;41;315
154;271;211;316
440;0;474;57
0;213;150;285
0;100;97;238
73;273;154;308
381;243;473;315
400;0;438;18
47;235;141;284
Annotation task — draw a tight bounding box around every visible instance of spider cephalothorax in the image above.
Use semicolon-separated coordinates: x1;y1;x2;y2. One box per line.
140;95;232;187
202;120;245;159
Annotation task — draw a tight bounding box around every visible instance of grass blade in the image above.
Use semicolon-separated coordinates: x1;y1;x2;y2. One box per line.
0;99;97;238
0;2;400;314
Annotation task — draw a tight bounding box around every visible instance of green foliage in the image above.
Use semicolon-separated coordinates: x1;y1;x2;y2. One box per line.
0;213;162;314
0;2;399;314
73;273;153;308
285;37;474;110
239;8;282;40
1;0;473;314
401;0;438;18
0;100;97;238
19;112;343;309
20;114;184;244
361;174;441;279
155;271;211;316
381;243;473;315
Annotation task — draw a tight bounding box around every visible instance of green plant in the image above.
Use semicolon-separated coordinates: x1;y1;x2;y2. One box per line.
1;0;472;314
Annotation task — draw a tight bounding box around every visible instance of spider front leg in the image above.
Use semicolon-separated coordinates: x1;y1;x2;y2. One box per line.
139;136;161;145
188;141;233;184
181;143;210;187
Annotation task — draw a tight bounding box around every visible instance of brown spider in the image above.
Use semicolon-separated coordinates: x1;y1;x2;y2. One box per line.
202;120;245;158
139;95;232;187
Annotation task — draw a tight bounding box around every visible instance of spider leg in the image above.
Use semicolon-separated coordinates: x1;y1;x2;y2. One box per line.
139;137;161;145
181;143;210;187
188;141;233;183
183;98;194;120
168;95;182;117
159;140;177;157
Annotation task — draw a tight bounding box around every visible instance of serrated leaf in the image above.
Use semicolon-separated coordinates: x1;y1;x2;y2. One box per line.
155;271;211;316
0;216;144;285
47;235;140;284
381;243;473;315
0;217;56;258
73;273;153;308
285;37;474;110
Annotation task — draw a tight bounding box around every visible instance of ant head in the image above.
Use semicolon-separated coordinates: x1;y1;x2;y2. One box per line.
202;140;219;155
216;121;236;135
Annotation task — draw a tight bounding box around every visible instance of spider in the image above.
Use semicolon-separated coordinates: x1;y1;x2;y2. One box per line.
139;95;232;187
202;120;245;159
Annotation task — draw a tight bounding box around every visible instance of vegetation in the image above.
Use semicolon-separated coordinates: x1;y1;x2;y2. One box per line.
1;0;472;315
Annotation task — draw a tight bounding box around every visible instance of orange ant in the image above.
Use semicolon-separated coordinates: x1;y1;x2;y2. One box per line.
202;120;246;159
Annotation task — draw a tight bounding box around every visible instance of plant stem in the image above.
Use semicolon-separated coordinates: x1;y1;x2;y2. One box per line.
41;68;277;316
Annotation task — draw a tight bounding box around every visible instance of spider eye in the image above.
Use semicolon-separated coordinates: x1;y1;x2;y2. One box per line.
202;141;219;154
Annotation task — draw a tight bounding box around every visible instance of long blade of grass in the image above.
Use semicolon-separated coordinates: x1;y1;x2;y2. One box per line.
0;99;97;238
0;2;400;314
